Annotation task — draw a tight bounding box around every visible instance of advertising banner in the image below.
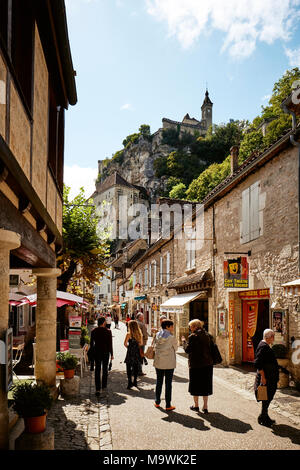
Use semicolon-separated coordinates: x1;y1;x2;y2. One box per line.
272;309;287;345
68;329;81;349
60;340;69;352
224;257;249;288
69;316;82;328
242;300;258;362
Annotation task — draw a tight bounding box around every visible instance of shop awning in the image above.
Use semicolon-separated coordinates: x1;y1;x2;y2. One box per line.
134;295;147;301
17;290;85;307
282;279;300;296
160;291;205;309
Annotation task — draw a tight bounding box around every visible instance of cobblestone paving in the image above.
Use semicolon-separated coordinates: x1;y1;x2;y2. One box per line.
47;371;113;450
46;336;300;450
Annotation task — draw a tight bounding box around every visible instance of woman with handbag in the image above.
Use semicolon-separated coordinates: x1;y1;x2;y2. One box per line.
153;319;178;411
254;329;279;427
124;320;143;389
181;319;214;414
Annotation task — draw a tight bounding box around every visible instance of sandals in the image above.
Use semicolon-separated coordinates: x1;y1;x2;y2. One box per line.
190;406;199;412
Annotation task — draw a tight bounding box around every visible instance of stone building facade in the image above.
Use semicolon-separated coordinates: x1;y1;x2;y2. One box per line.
0;0;77;449
110;121;300;382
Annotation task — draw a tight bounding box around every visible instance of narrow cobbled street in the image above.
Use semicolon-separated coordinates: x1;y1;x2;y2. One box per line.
47;322;300;451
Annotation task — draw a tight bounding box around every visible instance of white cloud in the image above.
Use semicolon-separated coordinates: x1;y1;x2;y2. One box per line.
64;165;98;200
285;46;300;66
120;103;133;110
146;0;300;59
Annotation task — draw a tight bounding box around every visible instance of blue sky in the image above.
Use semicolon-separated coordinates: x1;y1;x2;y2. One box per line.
64;0;300;198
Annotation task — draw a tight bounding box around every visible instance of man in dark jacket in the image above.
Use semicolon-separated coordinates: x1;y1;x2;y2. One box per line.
90;316;114;396
254;329;279;427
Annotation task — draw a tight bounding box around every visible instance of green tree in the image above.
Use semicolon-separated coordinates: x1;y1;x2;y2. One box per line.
57;186;109;295
169;182;187;199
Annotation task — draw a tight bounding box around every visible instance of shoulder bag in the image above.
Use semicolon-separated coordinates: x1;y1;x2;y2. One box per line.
145;336;156;360
208;333;223;365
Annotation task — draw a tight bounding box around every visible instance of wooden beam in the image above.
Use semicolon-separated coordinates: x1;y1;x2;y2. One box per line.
0;191;56;267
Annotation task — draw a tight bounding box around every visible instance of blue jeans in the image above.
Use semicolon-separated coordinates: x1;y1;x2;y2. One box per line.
155;368;174;408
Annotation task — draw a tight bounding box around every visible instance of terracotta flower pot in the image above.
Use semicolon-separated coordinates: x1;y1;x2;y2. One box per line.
64;369;75;379
24;413;47;434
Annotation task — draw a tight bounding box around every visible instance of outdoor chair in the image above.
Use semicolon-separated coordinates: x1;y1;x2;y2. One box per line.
69;348;84;377
12;343;24;381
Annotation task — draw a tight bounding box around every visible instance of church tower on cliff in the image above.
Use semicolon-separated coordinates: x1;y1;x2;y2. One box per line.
201;89;213;131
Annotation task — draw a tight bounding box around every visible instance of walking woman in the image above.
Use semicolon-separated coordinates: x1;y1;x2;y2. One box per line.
153;319;178;411
182;319;214;413
254;329;279;427
124;320;143;389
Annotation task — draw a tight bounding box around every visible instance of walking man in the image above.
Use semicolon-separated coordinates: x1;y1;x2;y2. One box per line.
136;312;148;376
90;316;114;396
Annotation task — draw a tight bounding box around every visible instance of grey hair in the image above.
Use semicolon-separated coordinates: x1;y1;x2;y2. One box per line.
160;315;167;320
263;329;275;340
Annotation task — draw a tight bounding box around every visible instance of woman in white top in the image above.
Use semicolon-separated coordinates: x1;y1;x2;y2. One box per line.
153;319;178;411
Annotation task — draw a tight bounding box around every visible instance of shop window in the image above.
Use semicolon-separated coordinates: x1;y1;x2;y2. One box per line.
241;181;261;244
11;0;34;112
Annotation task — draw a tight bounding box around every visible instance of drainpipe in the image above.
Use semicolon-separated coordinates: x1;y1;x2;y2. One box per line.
282;103;300;274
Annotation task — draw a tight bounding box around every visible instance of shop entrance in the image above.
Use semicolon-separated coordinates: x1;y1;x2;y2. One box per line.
189;299;208;331
242;299;269;362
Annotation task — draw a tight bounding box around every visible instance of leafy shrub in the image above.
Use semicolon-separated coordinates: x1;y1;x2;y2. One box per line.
56;352;78;370
13;382;52;418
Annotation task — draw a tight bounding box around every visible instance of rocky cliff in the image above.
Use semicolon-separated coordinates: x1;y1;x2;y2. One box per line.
98;130;174;200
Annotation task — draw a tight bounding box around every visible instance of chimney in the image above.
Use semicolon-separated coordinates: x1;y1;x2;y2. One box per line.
230;146;239;175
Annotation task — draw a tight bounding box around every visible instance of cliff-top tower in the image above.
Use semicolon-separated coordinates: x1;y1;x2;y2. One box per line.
201;89;213;131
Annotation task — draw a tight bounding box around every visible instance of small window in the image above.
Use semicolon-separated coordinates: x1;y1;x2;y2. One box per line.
186;240;196;269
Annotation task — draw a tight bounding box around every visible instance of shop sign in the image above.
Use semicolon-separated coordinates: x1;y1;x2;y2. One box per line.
224;257;249;289
68;329;81;348
69;315;82;328
228;299;235;360
180;307;189;328
60;340;69;352
272;309;287;345
239;289;270;299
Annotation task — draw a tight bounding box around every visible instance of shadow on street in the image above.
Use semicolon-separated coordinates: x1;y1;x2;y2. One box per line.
160;410;210;431
271;424;300;445
201;412;253;433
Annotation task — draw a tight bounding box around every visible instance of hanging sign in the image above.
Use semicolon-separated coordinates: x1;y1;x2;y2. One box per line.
242;300;258;362
224;257;249;288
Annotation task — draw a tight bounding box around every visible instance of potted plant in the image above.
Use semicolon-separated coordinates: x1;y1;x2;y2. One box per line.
57;352;78;379
272;344;289;388
80;326;90;347
12;382;52;434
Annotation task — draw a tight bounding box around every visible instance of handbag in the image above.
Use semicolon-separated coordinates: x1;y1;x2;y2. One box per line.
257;384;268;401
145;337;156;360
208;335;222;365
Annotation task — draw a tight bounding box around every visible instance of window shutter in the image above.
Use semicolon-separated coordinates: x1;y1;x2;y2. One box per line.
191;240;196;267
250;182;260;240
241;187;250;244
160;256;163;284
153;261;157;287
149;263;152;288
166;252;170;283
